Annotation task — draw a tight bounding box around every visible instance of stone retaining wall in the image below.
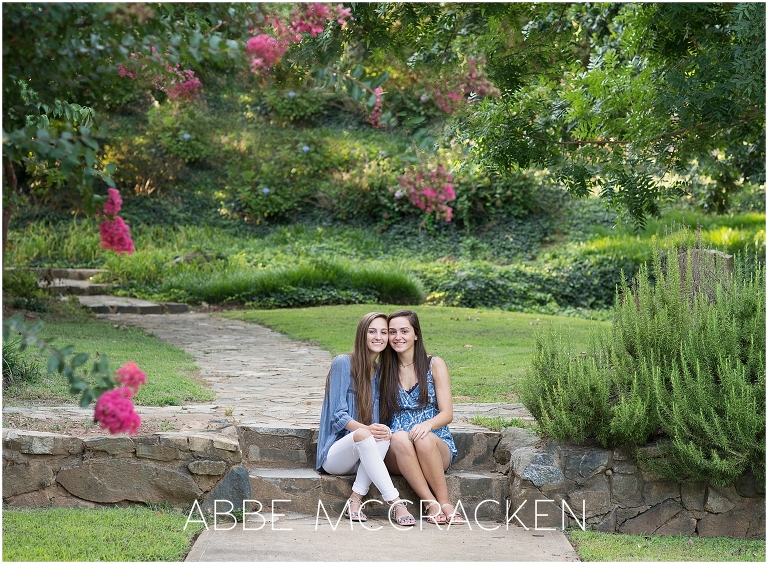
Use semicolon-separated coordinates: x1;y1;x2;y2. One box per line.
3;426;764;539
2;428;243;510
498;427;765;538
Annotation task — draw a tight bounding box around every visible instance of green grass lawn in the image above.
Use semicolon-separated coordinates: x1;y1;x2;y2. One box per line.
2;506;204;561
568;530;766;562
3;314;213;406
223;304;610;402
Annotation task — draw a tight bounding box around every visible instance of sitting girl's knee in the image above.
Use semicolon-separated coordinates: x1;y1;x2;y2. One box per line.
353;428;372;442
414;432;439;451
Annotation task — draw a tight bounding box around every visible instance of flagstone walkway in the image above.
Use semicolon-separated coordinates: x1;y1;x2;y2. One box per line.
3;312;532;433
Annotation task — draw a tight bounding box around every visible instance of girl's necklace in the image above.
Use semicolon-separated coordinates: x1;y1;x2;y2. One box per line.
399;361;414;368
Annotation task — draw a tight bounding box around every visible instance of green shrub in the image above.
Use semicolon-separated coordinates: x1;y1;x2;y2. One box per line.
2;338;43;389
520;235;766;485
146;101;215;163
264;88;333;123
113;259;425;308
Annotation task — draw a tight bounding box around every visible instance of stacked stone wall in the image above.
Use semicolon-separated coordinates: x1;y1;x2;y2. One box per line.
497;427;765;538
2;429;243;509
3;426;764;539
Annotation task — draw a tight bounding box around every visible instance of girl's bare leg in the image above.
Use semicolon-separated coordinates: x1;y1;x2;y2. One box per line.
385;431;442;518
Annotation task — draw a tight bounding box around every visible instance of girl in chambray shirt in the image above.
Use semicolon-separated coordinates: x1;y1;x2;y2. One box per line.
316;312;415;526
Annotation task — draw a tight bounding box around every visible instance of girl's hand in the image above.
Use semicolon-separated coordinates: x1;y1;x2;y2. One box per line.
408;422;432;442
369;423;391;441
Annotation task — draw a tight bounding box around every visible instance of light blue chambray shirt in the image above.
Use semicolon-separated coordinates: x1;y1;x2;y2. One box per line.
316;354;381;471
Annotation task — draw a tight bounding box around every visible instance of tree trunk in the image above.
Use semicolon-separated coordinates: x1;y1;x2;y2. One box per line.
3;157;18;267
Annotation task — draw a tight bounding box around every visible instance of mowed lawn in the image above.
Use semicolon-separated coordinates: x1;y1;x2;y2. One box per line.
224;304;610;402
3;317;213;406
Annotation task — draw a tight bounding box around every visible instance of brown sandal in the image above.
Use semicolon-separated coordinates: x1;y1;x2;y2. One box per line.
441;503;466;525
423;500;446;525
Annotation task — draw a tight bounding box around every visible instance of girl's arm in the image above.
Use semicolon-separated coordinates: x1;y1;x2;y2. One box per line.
408;356;454;440
328;356;387;437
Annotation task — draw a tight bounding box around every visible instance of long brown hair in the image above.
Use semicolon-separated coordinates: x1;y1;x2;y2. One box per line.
379;309;430;424
324;311;386;425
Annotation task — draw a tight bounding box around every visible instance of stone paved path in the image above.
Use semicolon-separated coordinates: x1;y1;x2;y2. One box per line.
4;312;532;432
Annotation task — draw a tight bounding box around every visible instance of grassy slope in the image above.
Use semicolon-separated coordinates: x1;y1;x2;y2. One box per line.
3;315;213;406
223;304;610;402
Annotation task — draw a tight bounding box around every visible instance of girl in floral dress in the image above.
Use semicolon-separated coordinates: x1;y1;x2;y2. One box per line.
317;312;416;526
379;310;466;525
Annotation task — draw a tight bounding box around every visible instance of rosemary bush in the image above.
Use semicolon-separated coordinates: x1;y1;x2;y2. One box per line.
521;237;765;485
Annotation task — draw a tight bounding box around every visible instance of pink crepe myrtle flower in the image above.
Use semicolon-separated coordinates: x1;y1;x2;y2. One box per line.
103;188;123;216
367;86;385;129
166;77;203;101
94;387;141;435
99;216;135;255
247;4;353;75
246;34;289;71
397;164;457;222
115;362;147;393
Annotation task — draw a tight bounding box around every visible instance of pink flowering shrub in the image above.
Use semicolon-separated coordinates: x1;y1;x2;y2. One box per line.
94;387;142;435
115;361;147;393
103;187;123;215
397;164;457;222
246;3;353;75
99;188;134;254
426;57;499;115
246;34;289;71
99;216;135;254
368;87;385;128
166;73;203;101
117;48;203;101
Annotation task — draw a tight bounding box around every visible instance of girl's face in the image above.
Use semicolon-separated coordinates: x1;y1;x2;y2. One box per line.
366;317;389;355
388;316;417;355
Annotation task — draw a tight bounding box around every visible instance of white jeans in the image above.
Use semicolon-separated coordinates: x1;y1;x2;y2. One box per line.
322;434;399;501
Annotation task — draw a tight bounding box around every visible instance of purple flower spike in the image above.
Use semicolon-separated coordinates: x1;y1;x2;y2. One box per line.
262;187;271;195
302;145;310;153
394;190;404;200
288;91;296;98
183;133;191;141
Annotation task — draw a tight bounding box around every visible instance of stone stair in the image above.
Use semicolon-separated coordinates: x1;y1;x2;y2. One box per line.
240;425;509;520
29;267;188;314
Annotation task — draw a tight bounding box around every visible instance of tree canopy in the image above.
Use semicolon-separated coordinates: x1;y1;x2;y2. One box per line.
3;2;764;237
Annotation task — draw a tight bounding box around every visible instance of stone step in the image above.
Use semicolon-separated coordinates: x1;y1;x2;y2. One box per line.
239;425;503;472
70;295;188;314
42;278;112;296
247;466;508;520
7;267;107;281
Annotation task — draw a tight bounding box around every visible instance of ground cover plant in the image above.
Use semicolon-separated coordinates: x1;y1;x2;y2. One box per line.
568;530;766;562
223;304;608;403
2;505;205;562
6;202;763;316
2;310;211;407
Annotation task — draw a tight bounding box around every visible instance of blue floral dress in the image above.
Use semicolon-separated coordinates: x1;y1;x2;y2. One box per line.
388;359;458;463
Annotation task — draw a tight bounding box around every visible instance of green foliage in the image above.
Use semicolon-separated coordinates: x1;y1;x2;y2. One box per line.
3;314;118;408
520;235;766;485
2;3;254;224
451;2;766;228
469;415;528;432
569;529;766;562
3;313;211;406
2;506;204;562
2;337;43;390
118;259;425;308
264;88;333;123
146;102;214;162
